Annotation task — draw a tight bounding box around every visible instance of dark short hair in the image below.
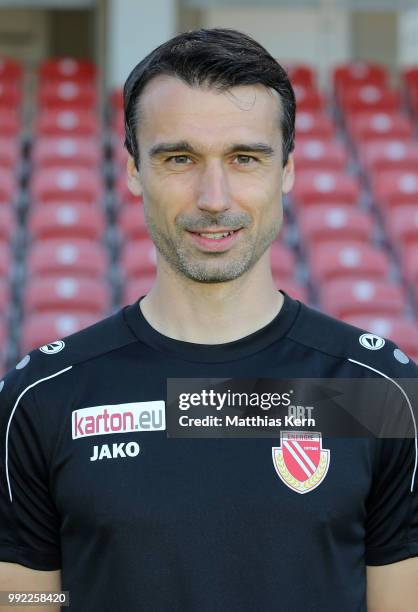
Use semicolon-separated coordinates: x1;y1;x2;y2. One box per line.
123;28;296;169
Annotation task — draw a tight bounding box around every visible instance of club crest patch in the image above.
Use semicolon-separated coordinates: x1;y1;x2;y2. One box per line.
272;431;330;494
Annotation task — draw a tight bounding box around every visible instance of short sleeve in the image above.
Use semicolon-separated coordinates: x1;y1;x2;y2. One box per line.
0;375;61;570
365;416;418;564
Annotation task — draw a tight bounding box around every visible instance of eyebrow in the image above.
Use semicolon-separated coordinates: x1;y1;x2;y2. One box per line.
148;141;275;158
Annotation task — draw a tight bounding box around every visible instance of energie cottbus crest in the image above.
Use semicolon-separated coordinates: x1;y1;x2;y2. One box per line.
272;431;330;494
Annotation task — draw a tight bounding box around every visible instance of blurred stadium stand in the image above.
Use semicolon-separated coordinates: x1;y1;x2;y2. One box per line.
0;1;418;375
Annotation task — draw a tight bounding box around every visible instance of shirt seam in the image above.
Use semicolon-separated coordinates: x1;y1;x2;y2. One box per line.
67;334;139;370
286;335;350;362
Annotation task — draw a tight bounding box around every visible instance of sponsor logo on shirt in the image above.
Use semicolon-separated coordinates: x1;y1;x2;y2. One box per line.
272;431;330;494
72;401;166;439
89;441;141;461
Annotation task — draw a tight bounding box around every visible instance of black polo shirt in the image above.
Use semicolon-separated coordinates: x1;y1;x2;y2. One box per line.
0;291;417;611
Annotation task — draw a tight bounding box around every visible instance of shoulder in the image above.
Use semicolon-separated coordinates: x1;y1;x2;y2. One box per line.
288;300;418;379
0;306;138;408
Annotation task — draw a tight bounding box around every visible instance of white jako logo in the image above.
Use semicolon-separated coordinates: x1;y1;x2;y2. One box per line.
359;333;385;351
90;442;141;462
40;340;66;355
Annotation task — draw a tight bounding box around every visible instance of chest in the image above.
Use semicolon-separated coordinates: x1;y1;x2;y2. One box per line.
53;431;373;545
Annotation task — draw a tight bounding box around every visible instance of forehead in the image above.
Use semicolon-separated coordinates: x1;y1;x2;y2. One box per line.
135;75;282;149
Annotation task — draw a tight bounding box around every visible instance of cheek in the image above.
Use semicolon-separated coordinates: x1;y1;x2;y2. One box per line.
141;177;191;234
145;170;198;208
231;174;282;214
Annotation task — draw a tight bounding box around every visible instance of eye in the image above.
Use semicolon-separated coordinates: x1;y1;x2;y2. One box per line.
167;155;193;165
234;155;258;165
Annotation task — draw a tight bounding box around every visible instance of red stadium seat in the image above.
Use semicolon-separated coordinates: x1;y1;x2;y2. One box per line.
120;240;157;278
119;204;148;241
28;203;105;241
277;280;308;303
0;138;19;168
319;279;406;319
31;168;103;204
333;63;388;96
24;277;111;315
0;110;20;137
347;112;414;144
295;112;335;139
0;169;16;203
293;86;324;112
38;82;97;110
343;315;418;359
308;242;391;284
0;245;11;277
36;110;99;137
360;140;418;173
270;242;296;279
0;83;21;108
39;58;96;83
21;312;100;353
384;206;418;252
123;276;156;304
297;205;374;246
285;64;316;88
349;113;414;146
0;207;14;242
27;239;108;279
33;137;101;169
371;170;418;210
293;139;348;172
340;85;400;116
292;171;360;208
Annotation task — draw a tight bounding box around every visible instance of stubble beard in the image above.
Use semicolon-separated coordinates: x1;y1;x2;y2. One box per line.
143;206;282;284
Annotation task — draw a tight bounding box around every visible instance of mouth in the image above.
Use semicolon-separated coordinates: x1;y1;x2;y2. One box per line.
186;228;243;251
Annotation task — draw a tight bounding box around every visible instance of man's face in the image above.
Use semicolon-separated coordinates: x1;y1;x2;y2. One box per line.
127;75;294;283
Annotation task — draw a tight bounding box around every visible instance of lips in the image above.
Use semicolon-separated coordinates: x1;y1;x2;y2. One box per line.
190;228;241;234
187;228;242;251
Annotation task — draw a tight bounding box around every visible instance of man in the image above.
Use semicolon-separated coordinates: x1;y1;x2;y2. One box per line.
0;28;417;611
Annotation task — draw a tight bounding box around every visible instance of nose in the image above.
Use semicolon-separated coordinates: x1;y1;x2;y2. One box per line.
196;160;231;213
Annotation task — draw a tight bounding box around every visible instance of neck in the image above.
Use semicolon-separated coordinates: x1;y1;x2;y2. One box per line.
138;257;284;345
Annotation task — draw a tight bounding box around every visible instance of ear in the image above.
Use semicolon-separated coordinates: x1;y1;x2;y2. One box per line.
127;155;143;197
281;153;295;194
